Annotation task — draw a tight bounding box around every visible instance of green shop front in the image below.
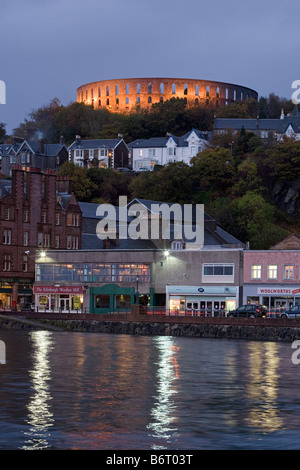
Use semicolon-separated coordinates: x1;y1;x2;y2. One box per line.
89;284;155;313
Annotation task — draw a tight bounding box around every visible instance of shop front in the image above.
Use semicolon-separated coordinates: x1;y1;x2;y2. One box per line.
244;285;300;311
166;285;238;315
33;285;83;312
90;284;154;313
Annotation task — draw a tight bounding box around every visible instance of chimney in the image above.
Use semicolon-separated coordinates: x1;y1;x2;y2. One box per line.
75;135;81;143
59;135;65;145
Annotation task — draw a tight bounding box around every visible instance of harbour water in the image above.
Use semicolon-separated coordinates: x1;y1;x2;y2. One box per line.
1;329;300;450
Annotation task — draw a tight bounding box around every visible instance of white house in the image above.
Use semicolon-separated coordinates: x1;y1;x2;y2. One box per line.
128;129;209;170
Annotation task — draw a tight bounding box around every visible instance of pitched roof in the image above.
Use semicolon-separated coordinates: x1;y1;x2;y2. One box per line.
213;116;300;134
128;129;208;149
68;138;126;150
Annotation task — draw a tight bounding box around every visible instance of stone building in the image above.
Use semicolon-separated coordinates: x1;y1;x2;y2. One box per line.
0;139;68;177
77;77;258;113
0;167;82;309
68;135;130;169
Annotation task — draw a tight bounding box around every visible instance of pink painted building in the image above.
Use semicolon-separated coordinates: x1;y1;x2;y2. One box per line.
243;248;300;310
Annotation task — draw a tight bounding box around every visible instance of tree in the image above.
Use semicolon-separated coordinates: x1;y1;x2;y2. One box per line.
0;122;6;142
191;147;236;195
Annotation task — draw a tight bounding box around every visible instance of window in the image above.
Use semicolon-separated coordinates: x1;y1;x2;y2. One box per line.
267;265;278;279
184;84;188;95
284;265;294;280
67;236;72;249
38;233;43;247
106;86;109;96
203;264;234;276
137;83;140;94
55;235;60;249
55;213;60;226
89;150;94;159
23;209;28;222
4;207;9;220
66;213;72;226
43;234;50;247
115;295;131;309
41;211;47;223
148;83;152;94
126;83;129;94
3;230;11;245
149;149;156;157
95;295;110;309
172;83;176;94
24;232;28;246
160;83;164;94
251;265;262;279
195;85;199;96
3;254;11;271
23;255;28;272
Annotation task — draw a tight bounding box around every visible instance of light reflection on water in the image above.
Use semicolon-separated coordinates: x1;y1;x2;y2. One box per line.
1;330;300;449
23;331;54;450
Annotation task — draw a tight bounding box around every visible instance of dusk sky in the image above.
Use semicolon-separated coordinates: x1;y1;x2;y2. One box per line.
1;0;299;133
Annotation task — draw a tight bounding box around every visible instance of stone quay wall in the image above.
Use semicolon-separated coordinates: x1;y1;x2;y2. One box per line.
1;314;300;342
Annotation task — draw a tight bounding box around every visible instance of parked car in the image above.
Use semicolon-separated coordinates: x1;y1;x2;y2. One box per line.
116;167;134;173
279;305;300;319
135;167;150;172
228;304;267;318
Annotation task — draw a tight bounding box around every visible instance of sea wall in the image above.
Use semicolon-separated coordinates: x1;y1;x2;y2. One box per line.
2;317;300;342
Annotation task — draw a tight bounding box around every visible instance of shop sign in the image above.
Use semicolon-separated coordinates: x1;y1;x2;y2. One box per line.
33;285;83;294
257;287;300;296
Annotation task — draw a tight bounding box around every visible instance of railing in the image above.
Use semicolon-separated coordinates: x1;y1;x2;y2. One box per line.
10;305;300;320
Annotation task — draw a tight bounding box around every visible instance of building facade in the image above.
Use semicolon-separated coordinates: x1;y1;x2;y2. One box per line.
33;247;243;315
77;77;258;113
128;129;209;170
0;167;82;309
0;139;68;177
213;108;300;142
33;198;245;314
243;239;300;310
68;136;130;169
